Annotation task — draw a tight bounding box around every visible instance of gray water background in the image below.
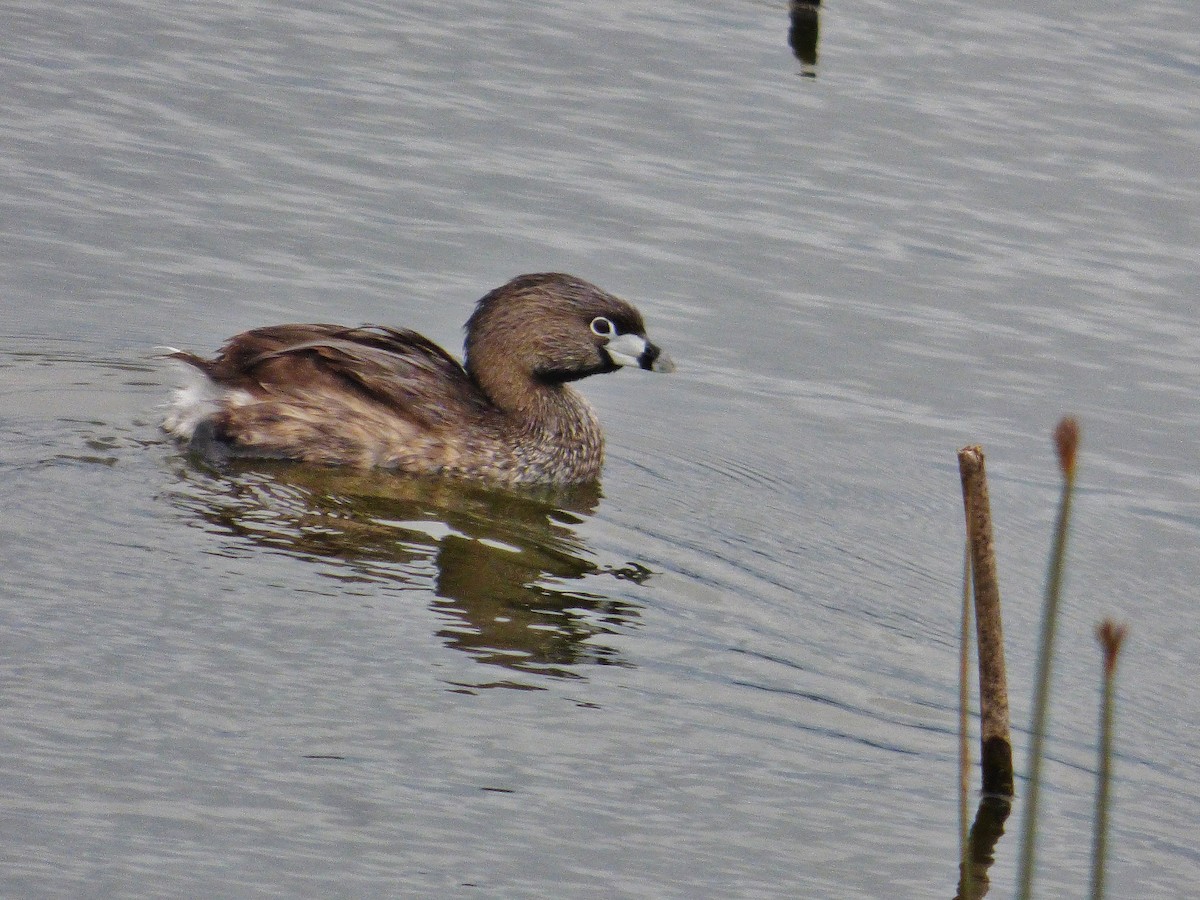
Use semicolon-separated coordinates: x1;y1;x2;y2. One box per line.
2;0;1197;896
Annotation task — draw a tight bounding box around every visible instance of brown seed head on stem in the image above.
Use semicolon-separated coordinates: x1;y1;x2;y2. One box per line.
1054;417;1080;477
1097;619;1128;677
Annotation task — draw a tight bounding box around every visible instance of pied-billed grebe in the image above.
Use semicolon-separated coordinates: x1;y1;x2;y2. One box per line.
162;273;674;485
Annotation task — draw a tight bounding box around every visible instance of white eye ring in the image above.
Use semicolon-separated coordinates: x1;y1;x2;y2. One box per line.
590;316;616;338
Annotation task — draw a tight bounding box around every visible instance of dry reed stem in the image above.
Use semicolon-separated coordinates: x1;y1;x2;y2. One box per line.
957;445;1014;797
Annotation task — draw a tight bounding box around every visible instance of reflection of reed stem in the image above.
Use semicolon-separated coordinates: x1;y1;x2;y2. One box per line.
956;795;1012;899
957;446;1014;797
959;544;974;898
1016;418;1080;900
1089;620;1127;900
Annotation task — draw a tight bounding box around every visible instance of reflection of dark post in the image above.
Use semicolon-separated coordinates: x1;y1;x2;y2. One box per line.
955;796;1013;899
788;0;821;71
957;446;1015;797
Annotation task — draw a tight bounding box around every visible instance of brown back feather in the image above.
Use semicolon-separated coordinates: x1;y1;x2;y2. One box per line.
195;325;490;431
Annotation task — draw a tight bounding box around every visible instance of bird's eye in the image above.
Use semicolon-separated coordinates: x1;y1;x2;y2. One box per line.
590;316;615;338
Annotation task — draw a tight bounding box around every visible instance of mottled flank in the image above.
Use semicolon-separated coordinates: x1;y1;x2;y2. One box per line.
163;273;672;486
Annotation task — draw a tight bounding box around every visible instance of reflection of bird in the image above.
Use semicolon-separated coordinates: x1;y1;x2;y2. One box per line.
180;463;644;677
163;273;673;485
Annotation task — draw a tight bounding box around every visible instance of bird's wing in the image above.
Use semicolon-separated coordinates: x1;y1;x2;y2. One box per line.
194;324;489;430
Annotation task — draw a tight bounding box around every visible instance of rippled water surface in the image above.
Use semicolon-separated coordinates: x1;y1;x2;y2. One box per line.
3;1;1198;896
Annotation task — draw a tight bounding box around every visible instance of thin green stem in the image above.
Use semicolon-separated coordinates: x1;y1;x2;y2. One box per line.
1090;621;1127;900
1016;421;1078;900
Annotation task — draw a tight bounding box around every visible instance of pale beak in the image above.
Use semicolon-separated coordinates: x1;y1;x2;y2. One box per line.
605;332;674;373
